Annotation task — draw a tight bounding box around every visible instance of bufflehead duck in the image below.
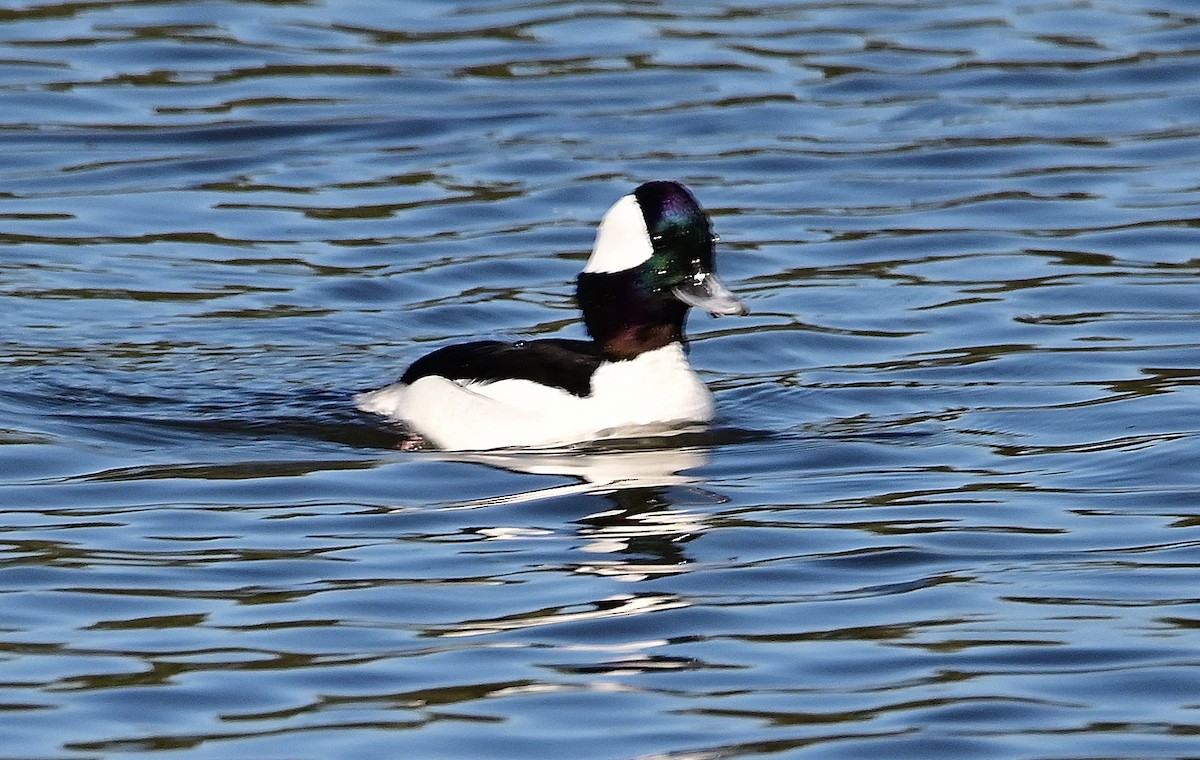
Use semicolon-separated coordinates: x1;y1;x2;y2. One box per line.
356;180;747;450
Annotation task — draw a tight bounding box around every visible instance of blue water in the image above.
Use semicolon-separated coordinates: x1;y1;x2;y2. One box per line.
3;1;1200;758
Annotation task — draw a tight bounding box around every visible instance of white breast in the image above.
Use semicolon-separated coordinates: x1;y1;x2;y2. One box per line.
355;343;714;450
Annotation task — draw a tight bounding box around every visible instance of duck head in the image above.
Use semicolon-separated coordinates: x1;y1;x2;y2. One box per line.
576;181;748;361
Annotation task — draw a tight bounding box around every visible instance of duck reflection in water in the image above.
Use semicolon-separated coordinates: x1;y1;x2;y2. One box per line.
407;440;727;579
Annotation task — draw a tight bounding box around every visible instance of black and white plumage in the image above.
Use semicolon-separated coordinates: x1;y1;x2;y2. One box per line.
356;181;748;450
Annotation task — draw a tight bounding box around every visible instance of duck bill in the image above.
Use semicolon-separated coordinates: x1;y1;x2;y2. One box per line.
671;272;748;316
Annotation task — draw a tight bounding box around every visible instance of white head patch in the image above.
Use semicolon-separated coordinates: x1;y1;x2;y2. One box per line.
582;194;654;273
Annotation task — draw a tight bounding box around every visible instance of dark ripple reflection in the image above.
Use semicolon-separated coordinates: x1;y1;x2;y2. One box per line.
2;1;1200;758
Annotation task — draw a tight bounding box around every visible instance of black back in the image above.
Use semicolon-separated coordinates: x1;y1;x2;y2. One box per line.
400;338;604;398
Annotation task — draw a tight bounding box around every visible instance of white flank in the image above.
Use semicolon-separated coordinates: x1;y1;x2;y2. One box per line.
355;344;715;450
582;194;653;273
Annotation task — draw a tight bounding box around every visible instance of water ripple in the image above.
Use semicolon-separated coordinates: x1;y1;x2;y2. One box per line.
2;1;1200;758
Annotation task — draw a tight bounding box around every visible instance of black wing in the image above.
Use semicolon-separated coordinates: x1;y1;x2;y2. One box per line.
399;339;604;398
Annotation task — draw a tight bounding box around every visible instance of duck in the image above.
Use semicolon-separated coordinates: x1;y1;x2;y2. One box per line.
355;180;748;450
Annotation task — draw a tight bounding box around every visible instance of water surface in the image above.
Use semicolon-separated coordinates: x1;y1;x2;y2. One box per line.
3;1;1200;758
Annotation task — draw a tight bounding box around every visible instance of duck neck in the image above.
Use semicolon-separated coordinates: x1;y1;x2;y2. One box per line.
576;269;688;362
